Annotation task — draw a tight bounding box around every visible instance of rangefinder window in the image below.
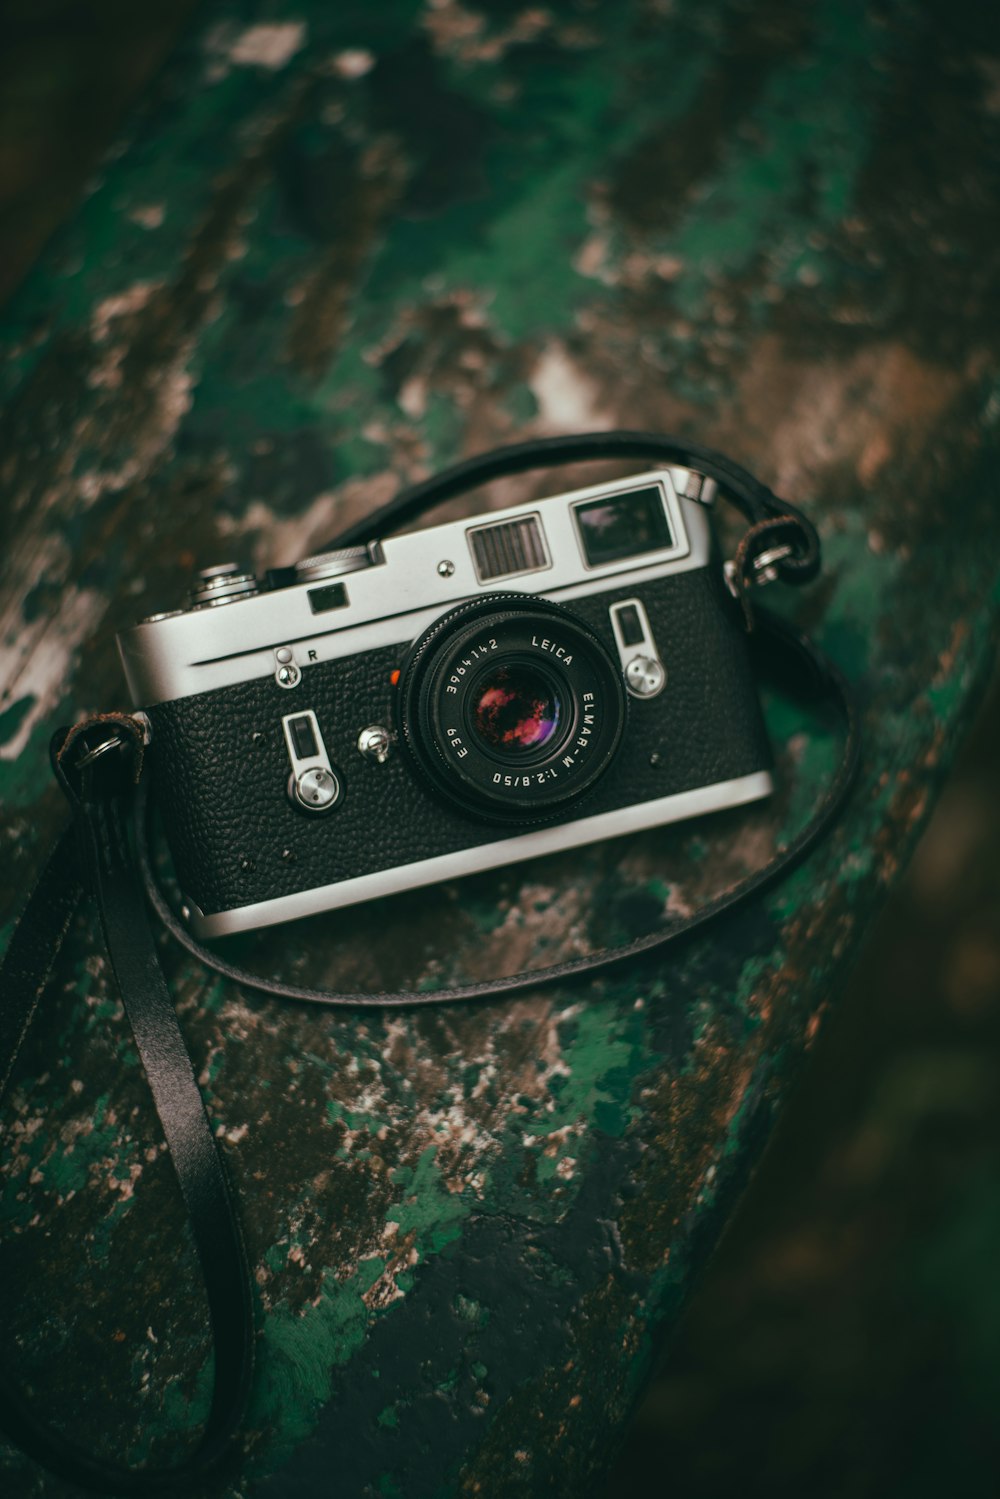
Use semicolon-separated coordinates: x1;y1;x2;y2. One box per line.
573;485;673;568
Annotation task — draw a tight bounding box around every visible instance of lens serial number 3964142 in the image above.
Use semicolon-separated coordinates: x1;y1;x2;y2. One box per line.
445;638;499;693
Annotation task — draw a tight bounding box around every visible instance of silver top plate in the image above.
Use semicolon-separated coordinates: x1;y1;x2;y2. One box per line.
117;468;713;705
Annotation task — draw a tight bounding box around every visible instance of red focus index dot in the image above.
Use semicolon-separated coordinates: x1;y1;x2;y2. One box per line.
390;669;401;686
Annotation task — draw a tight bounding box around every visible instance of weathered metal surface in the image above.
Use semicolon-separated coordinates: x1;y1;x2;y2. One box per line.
1;2;998;1496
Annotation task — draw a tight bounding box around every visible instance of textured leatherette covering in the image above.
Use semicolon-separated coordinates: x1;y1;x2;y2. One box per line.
146;568;772;917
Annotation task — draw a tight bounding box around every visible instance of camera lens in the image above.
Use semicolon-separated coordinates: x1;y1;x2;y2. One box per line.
469;662;562;757
397;594;626;824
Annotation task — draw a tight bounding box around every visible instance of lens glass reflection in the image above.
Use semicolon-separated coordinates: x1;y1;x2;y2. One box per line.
471;664;561;755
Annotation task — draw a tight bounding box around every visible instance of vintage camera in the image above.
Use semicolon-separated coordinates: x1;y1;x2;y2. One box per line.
117;469;773;937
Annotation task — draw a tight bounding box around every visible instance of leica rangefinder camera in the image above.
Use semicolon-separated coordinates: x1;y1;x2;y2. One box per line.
117;468;773;936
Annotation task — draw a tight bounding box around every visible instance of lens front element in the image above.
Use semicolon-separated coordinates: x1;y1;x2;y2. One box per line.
470;662;562;757
398;594;626;823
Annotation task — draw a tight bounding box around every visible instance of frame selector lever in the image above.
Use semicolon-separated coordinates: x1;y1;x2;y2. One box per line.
282;709;341;813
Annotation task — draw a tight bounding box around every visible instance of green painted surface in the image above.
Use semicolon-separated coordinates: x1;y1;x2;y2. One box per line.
0;1;998;1496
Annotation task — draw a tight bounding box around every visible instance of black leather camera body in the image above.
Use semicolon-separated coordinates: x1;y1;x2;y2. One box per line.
117;469;773;937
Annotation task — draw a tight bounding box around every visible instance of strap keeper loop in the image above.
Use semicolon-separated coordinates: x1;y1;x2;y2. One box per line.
51;713;148;801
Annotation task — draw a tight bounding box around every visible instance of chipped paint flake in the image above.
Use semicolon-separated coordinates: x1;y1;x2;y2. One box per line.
91;280;163;343
128;203;165;231
0;586;104;760
229;23;307;71
331;48;375;79
529;344;610;429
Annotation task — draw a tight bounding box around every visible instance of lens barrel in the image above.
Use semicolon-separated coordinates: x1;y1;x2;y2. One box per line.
397;594;626;823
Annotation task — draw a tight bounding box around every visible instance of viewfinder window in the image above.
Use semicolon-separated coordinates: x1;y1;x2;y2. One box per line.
307;581;349;614
573;486;673;567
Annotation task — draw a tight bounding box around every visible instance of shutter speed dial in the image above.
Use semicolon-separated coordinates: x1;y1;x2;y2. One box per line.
189;563;259;608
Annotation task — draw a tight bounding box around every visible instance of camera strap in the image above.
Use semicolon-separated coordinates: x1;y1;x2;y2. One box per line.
0;433;860;1493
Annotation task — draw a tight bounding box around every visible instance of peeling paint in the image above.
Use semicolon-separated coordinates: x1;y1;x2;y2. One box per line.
529;345;610;431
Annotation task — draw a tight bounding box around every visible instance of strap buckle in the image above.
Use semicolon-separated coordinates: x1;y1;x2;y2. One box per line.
724;542;798;600
52;713;149;799
723;521;814;630
749;542;795;585
75;732;129;771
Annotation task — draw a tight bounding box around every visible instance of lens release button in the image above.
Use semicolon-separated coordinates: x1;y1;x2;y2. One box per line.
358;724;393;764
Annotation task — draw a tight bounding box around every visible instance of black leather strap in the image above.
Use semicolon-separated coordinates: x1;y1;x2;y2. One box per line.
0;827;83;1102
0;432;860;1493
0;722;255;1493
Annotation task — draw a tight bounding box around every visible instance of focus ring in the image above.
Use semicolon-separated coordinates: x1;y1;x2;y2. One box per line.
397;594;626;825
